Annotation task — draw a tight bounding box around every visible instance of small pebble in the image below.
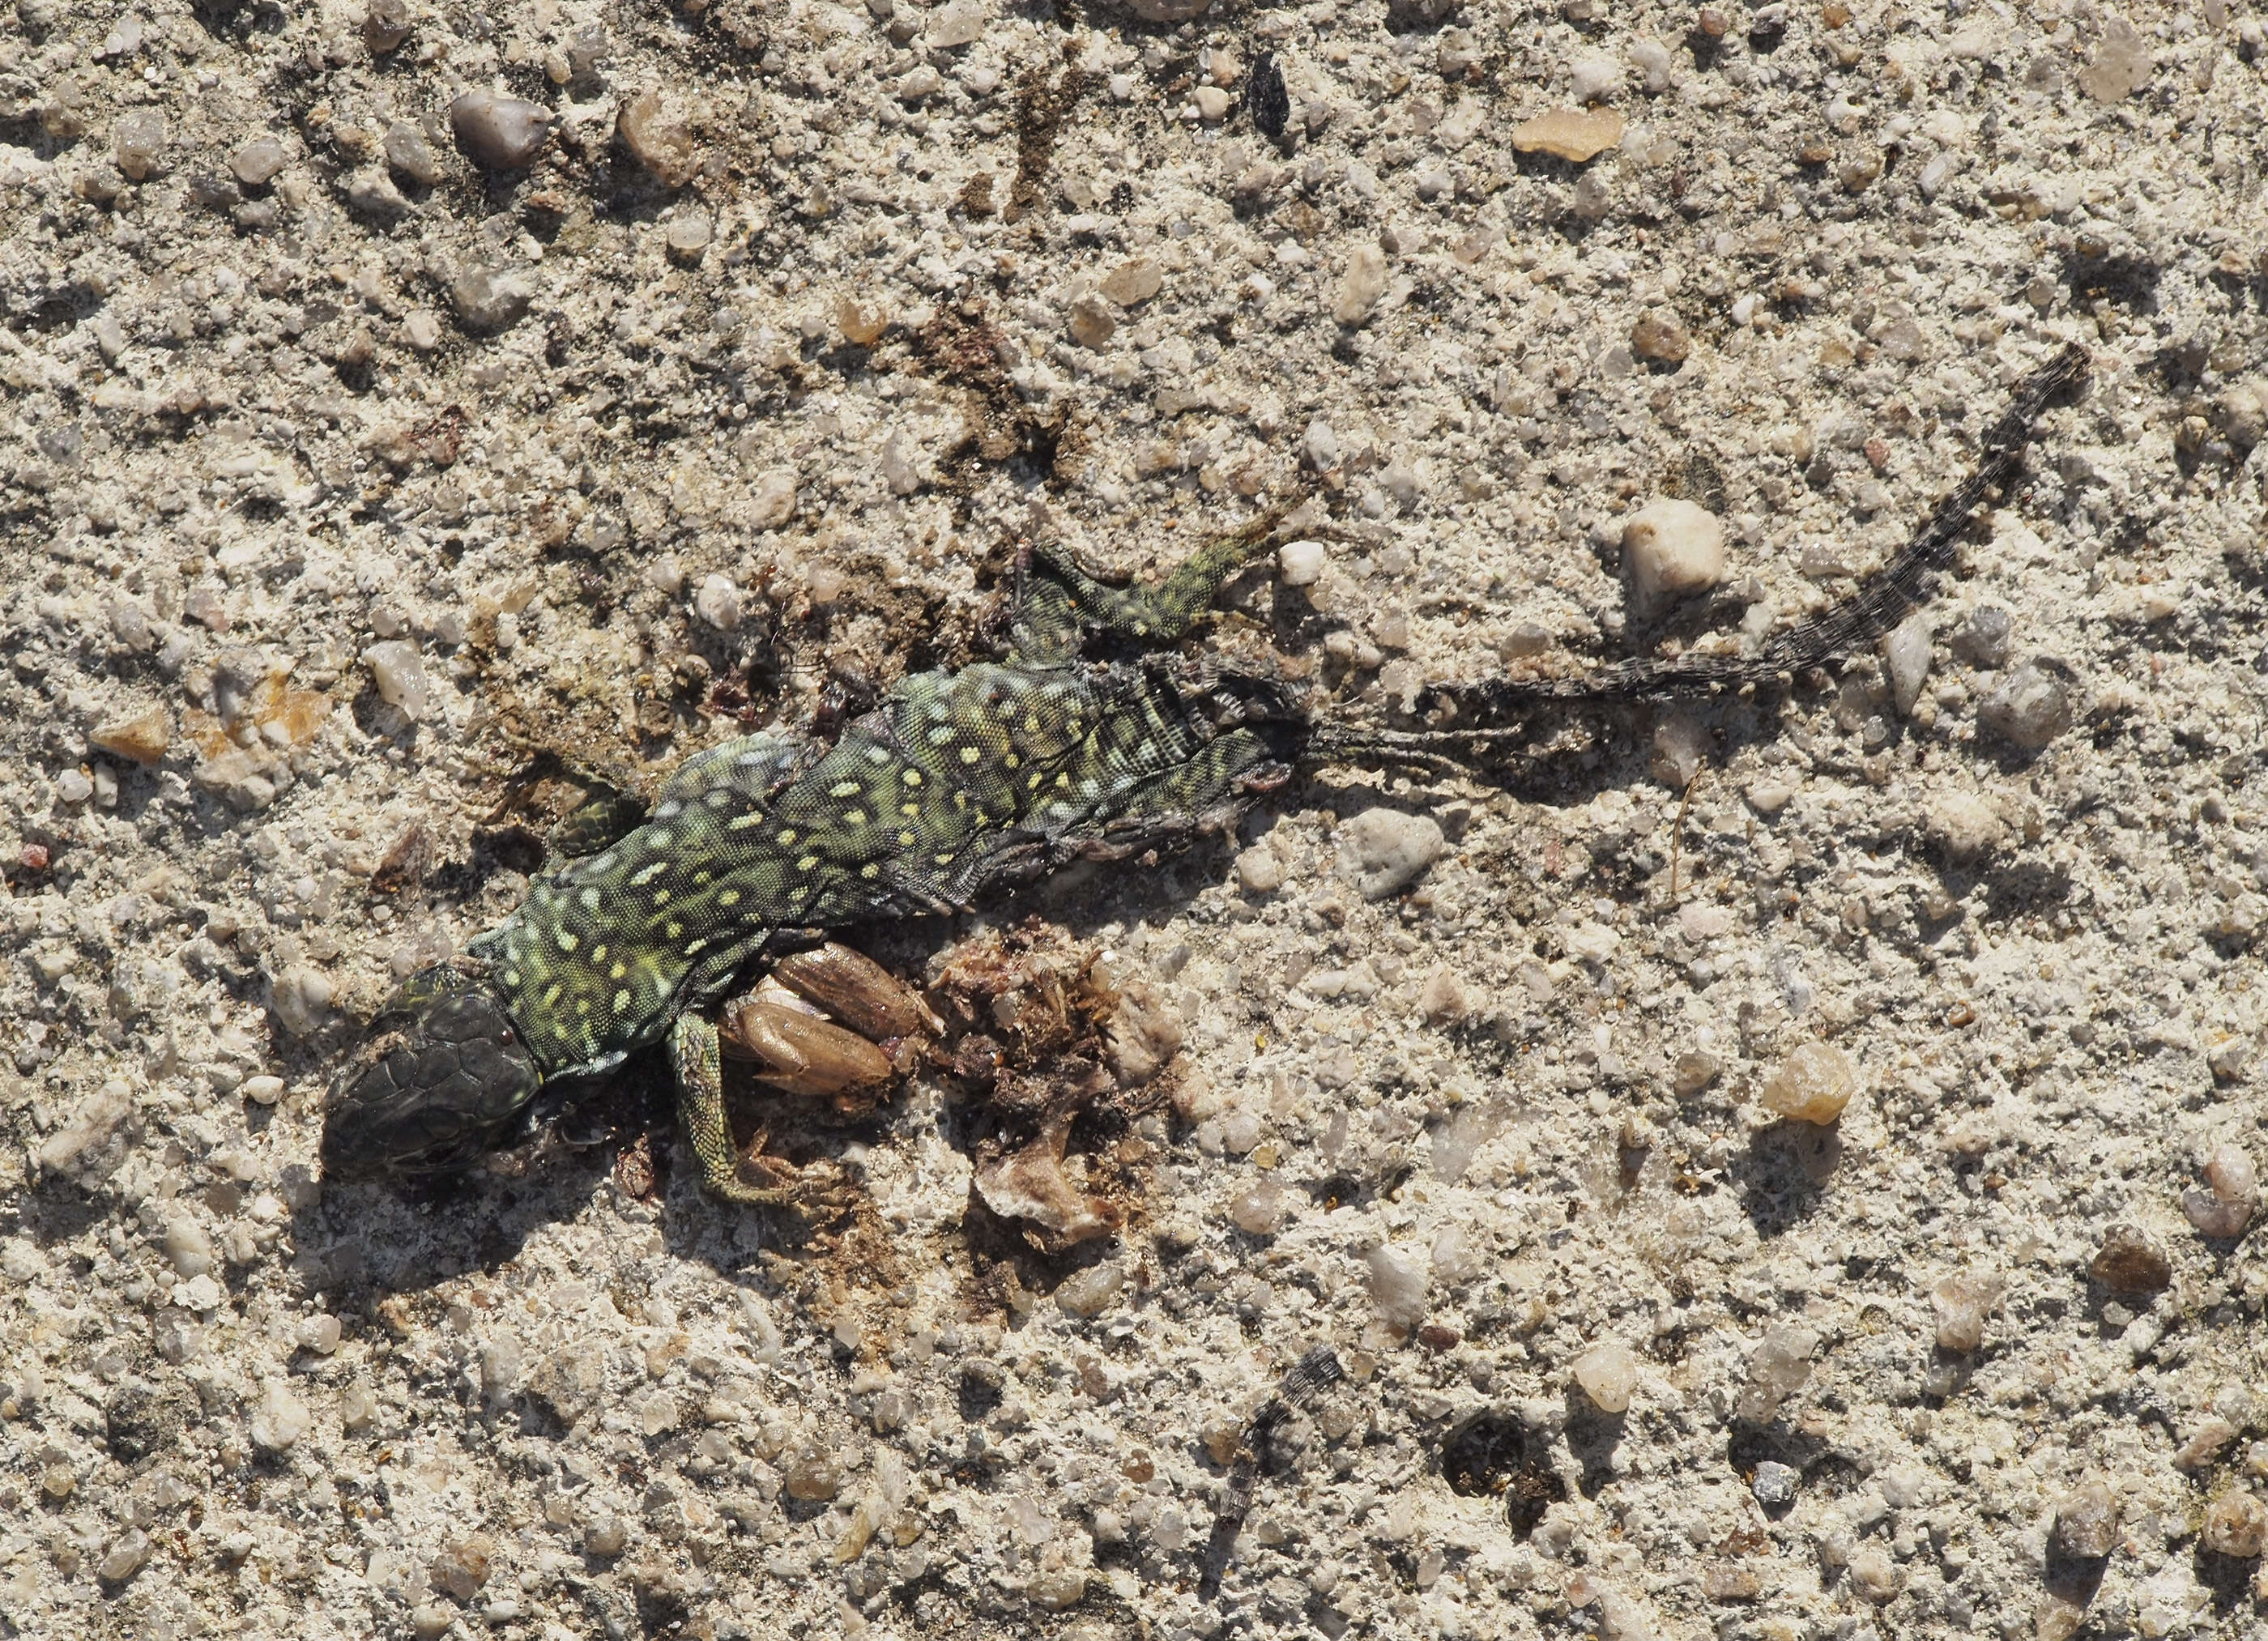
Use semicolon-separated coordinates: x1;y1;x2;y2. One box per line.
1735;1323;1817;1423
2091;1224;2172;1294
113;111;166;180
1054;1261;1123;1317
666;213;713;258
1571;1339;1638;1413
231;136;287;187
98;1529;151;1583
408;1606;454;1641
584;1515;628;1557
364;0;413;53
55;769;93;804
1752;1460;1799;1508
1950;605;2014;668
639;1394;678;1435
1621;498;1726;618
1335;808;1445;901
1235;845;1283;894
1628;312;1690;365
403;311;441;351
2185;1144;2258;1238
1098;258;1162;306
1846;1545;1903;1603
249;1379;311;1452
694;573;744;631
837;296;890;345
2053;1478;2121;1558
164;1217;215;1278
1924;791;2006;864
1366;1243;1430;1330
449;263;534;333
1882;612;1933;714
1511;107;1626;162
1333;244;1388;326
1067;292;1118;348
383;121;443;185
450;89;553;170
1228;1183;1289;1235
1277;539;1328;586
90;707;171;765
617;88;701;185
1568;53;1622;103
1979;659;2076;748
1758;1042;1858;1126
240;1074;285;1106
363;640;431;718
784;1451;841;1501
1930;1272;2000;1353
2176;1417;2240;1471
2202;1491;2268;1558
1192;86;1231;122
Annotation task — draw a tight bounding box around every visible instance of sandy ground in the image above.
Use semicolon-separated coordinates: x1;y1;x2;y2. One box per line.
5;0;2268;1637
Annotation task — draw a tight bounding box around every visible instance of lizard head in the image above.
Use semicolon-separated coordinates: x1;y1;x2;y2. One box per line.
319;966;543;1183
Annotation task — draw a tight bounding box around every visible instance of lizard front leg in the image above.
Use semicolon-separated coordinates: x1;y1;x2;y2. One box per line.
1008;505;1291;665
668;1012;842;1212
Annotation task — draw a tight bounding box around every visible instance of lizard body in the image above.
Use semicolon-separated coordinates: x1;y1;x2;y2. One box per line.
322;347;2089;1202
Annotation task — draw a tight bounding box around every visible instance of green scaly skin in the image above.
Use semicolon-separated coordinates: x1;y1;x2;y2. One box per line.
322;514;1300;1205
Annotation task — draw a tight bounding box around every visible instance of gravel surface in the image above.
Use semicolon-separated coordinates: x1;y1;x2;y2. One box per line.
4;1;2268;1639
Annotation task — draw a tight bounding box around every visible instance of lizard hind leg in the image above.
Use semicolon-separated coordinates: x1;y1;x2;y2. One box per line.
668;1012;847;1214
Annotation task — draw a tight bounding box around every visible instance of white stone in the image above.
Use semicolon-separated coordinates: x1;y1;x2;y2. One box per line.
1571;1339;1639;1413
1366;1243;1429;1330
1277;539;1328;586
1882;612;1933;714
363;641;431;719
1924;791;2006;863
249;1379;312;1452
1621;499;1726;619
694;573;744;631
1759;1042;1858;1125
1336;808;1445;901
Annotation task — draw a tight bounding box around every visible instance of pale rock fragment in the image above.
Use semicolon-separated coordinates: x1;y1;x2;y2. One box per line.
1882;612;1933;714
2053;1478;2121;1558
1735;1324;1817;1423
1571;1340;1638;1413
231;136;287;187
1235;844;1284;894
1336;808;1445;900
748;468;798;529
113;111;166;180
1277;539;1327;586
1366;1243;1429;1330
1334;244;1389;325
37;1081;135;1183
1054;1260;1123;1317
1511;108;1626;162
248;1379;310;1452
1759;1042;1858;1126
2078;17;2152;103
2185;1144;2258;1237
1980;659;2077;748
1621;499;1726;619
450;89;552;170
2202;1491;2268;1558
1930;1272;2002;1352
1925;791;2006;864
1097;258;1162;306
694;573;743;632
618;88;701;185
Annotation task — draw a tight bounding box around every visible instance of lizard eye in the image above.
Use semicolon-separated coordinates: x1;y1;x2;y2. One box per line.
321;976;542;1182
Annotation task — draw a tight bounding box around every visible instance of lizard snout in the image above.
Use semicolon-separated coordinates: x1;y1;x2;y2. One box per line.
320;979;544;1182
